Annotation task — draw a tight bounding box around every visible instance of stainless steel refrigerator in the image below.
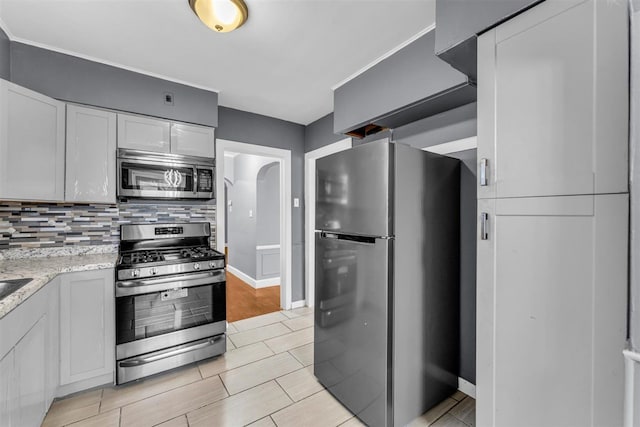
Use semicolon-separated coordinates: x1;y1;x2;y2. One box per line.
314;139;460;427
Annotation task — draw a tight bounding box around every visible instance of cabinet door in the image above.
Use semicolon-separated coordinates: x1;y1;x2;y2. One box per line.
476;194;627;427
477;0;628;199
59;269;115;385
66;105;117;203
15;317;47;427
117;113;170;153
170;123;215;158
0;350;15;427
0;80;65;201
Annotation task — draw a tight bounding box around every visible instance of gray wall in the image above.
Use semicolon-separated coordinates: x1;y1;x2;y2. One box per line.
226;154;279;279
257;163;280;246
304;113;344;153
333;30;469;134
217;106;305;300
0;27;9;80
10;42;218;127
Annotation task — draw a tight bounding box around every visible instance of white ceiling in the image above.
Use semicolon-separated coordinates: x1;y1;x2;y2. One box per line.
0;0;436;125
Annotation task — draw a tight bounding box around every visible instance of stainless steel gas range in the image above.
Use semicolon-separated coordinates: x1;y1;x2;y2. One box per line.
115;222;226;384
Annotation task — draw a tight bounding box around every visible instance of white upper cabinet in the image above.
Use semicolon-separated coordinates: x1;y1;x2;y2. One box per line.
65;105;117;204
170;122;215;157
117;112;215;158
477;0;628;199
0;80;65;201
117;113;171;153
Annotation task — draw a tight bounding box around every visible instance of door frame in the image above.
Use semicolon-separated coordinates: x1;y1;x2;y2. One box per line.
304;138;352;307
216;139;293;310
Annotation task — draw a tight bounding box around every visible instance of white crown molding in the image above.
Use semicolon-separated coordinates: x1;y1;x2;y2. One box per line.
3;28;220;94
331;23;436;91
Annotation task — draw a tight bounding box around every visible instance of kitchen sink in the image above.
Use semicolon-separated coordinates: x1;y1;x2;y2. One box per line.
0;278;32;300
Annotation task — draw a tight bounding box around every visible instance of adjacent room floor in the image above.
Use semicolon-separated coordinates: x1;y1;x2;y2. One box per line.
226;271;281;322
42;307;476;427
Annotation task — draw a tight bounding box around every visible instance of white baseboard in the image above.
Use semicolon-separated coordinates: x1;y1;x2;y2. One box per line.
255;276;280;288
227;265;280;289
458;377;476;399
227;265;256;288
291;300;306;309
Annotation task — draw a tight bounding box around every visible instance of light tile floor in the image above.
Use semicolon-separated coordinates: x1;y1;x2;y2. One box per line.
42;307;476;427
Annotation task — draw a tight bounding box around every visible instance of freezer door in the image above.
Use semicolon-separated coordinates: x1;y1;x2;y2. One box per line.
314;231;390;427
315;141;391;236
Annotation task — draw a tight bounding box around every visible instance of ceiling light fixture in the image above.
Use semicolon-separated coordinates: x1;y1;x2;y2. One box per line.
189;0;249;33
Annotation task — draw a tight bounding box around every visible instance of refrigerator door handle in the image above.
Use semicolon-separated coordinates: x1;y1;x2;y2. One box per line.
320;232;339;239
319;231;377;245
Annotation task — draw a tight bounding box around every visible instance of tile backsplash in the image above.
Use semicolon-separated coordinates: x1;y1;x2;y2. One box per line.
0;201;216;251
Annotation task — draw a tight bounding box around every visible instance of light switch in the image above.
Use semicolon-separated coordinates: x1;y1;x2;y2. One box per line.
293;198;300;208
249;209;253;218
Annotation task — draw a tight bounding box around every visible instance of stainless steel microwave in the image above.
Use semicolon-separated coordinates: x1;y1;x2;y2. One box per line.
117;149;215;200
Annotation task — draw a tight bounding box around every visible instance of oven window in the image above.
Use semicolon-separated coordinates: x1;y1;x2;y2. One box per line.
121;162;194;192
116;282;225;345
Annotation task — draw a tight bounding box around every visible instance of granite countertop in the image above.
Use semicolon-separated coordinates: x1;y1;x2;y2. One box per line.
0;252;118;319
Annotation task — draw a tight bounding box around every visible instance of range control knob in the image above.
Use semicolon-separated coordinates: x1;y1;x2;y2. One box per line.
209;261;216;268
194;263;200;270
132;269;140;278
150;267;158;276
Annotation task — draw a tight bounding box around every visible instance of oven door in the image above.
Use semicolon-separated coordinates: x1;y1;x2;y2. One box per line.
115;271;226;361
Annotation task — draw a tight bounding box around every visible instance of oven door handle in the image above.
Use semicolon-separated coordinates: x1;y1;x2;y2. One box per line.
116;270;225;297
119;335;224;367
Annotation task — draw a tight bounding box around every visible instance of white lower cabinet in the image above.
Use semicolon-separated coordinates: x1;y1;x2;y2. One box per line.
0;269;114;426
15;316;47;427
59;269;115;387
477;194;628;427
0;349;15;426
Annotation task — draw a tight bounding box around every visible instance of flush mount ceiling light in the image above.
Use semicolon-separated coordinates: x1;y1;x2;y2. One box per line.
189;0;249;33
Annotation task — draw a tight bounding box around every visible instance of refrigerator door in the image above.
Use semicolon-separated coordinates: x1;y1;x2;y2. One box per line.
314;231;391;427
315;141;391;237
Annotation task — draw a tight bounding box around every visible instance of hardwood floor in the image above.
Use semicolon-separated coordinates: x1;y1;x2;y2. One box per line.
226;271;280;322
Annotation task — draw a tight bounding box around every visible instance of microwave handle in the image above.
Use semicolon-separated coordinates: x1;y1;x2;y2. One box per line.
193;167;198;195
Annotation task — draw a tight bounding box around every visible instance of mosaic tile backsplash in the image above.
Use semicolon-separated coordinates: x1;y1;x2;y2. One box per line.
0;201;217;251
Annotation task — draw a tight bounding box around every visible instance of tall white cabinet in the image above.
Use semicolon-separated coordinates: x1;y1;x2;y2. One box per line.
0;80;65;201
65;105;117;203
476;0;629;425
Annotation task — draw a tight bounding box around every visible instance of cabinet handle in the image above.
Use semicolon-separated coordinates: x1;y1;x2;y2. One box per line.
481;212;489;240
480;158;488;186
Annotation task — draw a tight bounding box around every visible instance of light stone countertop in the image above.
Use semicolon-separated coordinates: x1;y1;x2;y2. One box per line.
0;253;117;319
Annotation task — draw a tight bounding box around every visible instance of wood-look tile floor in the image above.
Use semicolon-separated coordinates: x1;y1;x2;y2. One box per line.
226;272;281;322
42;307;476;427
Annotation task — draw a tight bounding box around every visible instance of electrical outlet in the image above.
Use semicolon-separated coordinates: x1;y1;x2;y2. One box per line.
164;92;174;106
249;209;253;218
293;198;300;208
